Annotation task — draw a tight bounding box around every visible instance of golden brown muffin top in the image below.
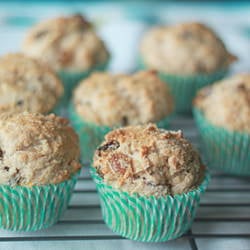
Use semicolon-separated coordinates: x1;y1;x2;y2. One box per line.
22;14;109;72
73;70;174;127
140;22;236;75
93;124;205;197
0;53;63;114
194;73;250;133
0;112;81;186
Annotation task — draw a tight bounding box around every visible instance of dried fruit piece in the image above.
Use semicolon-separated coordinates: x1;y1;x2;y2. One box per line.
4;166;9;171
34;30;49;39
108;153;131;175
237;83;246;91
16;100;24;106
121;116;128;126
97;140;120;152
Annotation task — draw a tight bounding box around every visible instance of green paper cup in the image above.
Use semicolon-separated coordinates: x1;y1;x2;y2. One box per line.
91;168;210;242
0;171;80;231
138;58;228;113
68;103;111;164
51;97;66;116
193;108;250;176
58;61;109;108
68;103;171;164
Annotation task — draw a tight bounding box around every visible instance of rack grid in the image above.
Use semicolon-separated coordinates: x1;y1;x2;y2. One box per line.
0;115;250;250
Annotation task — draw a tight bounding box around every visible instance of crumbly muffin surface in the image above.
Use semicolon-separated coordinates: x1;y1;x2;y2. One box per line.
73;71;174;127
93;124;204;197
0;53;63;114
140;22;236;75
22;14;109;72
194;73;250;133
0;112;81;186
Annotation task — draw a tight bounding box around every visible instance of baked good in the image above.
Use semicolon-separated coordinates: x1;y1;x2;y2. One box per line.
91;123;209;242
0;112;80;186
140;22;236;75
139;22;237;113
73;70;173;126
0;53;63;114
70;70;174;163
193;73;250;175
0;112;81;231
94;123;204;197
22;14;109;72
194;73;250;133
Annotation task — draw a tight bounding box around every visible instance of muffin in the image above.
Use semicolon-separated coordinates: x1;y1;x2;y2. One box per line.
0;53;63;114
22;14;110;104
69;70;174;162
91;124;210;242
0;112;81;231
193;73;250;175
140;22;237;113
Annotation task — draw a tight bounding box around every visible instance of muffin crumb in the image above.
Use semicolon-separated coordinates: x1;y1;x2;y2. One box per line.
0;53;63;114
94;124;205;197
22;14;109;72
0;112;80;186
194;73;250;133
73;71;174;126
140;22;236;75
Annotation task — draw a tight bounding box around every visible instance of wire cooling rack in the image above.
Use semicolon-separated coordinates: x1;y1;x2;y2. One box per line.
0;115;250;250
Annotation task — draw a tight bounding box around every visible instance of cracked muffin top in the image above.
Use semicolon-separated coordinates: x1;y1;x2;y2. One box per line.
22;14;109;72
0;112;81;186
140;22;236;75
73;70;174;127
0;53;63;114
194;73;250;133
93;124;205;197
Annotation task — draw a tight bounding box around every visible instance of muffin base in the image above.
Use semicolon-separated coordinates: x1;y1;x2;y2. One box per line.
193;108;250;176
68;103;171;164
91;168;210;242
138;58;228;114
0;171;80;231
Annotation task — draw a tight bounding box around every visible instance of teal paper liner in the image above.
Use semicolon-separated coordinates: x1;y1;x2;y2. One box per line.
0;171;80;231
193;108;250;176
91;168;210;242
138;58;228;113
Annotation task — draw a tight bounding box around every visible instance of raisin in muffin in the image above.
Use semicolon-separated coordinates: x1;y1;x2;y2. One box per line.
91;124;209;241
0;53;63;114
194;73;250;133
94;124;205;197
193;73;250;175
0;112;80;186
22;14;109;73
140;22;236;75
73;70;173;126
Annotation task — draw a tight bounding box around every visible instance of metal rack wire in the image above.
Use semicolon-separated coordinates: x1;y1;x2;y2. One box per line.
0;115;250;250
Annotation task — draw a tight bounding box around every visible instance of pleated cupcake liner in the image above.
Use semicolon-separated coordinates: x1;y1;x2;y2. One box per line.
0;171;79;232
68;103;111;164
193;108;250;176
138;58;228;114
55;61;109;113
68;103;172;164
91;168;210;242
